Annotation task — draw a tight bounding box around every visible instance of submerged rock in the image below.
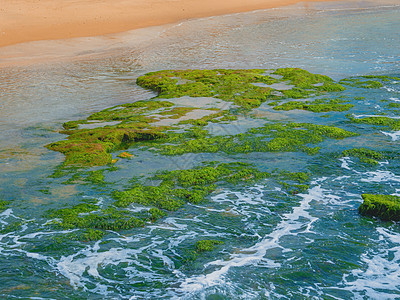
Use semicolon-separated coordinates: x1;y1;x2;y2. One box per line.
359;194;400;221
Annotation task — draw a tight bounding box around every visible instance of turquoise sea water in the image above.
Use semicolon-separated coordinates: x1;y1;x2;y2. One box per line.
1;1;400;298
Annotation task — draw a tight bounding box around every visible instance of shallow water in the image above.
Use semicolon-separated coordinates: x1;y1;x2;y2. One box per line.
1;1;400;299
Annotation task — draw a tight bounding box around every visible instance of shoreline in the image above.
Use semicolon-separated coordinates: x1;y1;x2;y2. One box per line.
0;0;397;68
0;0;341;48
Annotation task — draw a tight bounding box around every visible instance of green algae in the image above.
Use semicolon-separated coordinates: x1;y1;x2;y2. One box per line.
47;68;347;168
47;202;167;236
117;152;134;159
387;103;400;109
195;240;224;252
273;68;345;92
272;170;311;194
178;110;238;126
155;122;357;156
62;120;88;130
348;115;400;130
47;140;113;167
85;170;106;185
339;78;383;89
47;124;169;167
342;148;383;165
362;75;400;81
359;194;400;221
0;200;9;212
274;170;310;184
136;68;344;109
46;99;199;167
86;100;175;122
136;69;278;109
273;98;354;113
112;162;269;210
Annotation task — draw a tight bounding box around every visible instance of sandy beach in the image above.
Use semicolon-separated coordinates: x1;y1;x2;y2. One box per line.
0;0;341;48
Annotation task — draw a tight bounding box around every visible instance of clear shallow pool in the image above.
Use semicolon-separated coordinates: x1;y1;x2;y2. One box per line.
0;1;400;299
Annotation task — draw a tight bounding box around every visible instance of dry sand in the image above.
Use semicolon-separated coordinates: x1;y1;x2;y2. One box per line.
1;0;340;48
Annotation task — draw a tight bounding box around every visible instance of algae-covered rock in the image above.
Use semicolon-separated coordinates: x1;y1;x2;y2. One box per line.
348;115;400;130
118;152;134;159
157;122;357;156
112;162;270;210
342;148;383;165
0;200;9;212
273;98;353;113
47;68;348;168
137;68;345;109
359;194;400;221
195;240;224;252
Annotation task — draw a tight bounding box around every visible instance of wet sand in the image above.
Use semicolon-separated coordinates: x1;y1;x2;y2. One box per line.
0;0;339;48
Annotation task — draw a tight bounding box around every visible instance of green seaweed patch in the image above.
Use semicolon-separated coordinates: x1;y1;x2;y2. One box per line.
85;170;106;185
362;75;400;81
156;122;357;156
178;111;238;127
47;202;167;238
47;140;113;167
273;98;353;113
63;120;88;130
274;170;310;183
49;68;346;168
112;162;269;210
359;194;400;222
184;239;224;261
387;103;400;109
339;78;383;89
195;239;224;252
117;151;134;159
47;99;201;167
47;125;169;167
0;200;9;212
348;115;400;130
0;221;23;234
137;68;343;109
272;170;311;194
342;148;383;165
137;69;278;109
86;100;175;122
273;68;345;92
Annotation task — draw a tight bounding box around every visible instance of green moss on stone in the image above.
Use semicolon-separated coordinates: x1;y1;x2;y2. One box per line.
362;75;400;81
48;204;146;232
195;240;224;252
0;200;9;212
112;162;269;209
273;68;345;92
273;98;353;113
156;122;356;156
339;78;383;89
48;68;346;168
359;194;400;221
137;68;343;109
348;116;400;130
342;148;383;165
85;170;106;185
388;103;400;109
63;120;88;130
47;125;168;167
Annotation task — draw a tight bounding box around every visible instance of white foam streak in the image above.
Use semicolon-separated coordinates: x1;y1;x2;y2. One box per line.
340;157;352;170
179;182;328;292
342;228;400;298
361;171;400;183
57;240;163;289
381;130;400;141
